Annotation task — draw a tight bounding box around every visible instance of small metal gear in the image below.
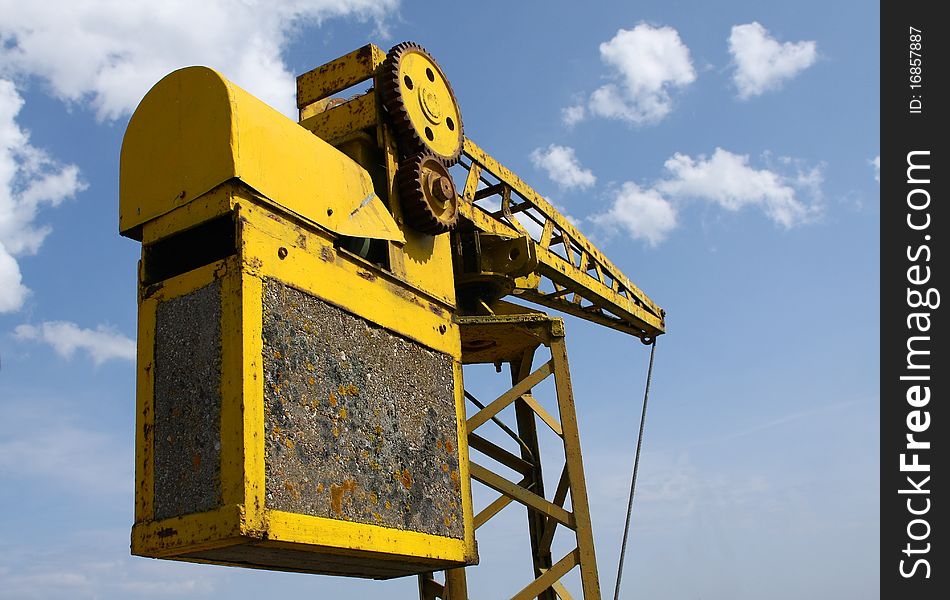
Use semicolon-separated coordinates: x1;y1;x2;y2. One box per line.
396;153;460;235
380;42;464;166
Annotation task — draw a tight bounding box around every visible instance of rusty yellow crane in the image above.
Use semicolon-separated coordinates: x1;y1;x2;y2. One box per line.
119;42;665;600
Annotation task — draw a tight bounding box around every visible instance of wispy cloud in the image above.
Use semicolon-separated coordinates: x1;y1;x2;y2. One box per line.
567;23;695;126
14;321;135;365
0;81;85;313
530;144;596;190
561;103;586;127
729;22;817;99
586;449;774;530
0;405;130;496
0;530;217;598
694;399;865;449
0;1;399;314
871;155;880;183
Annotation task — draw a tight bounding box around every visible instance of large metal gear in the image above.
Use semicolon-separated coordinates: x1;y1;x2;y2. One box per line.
380;42;464;166
396;153;460;235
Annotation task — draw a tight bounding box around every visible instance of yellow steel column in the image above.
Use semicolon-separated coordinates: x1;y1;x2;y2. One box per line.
418;572;442;600
550;335;601;599
511;349;557;600
456;314;602;599
444;567;469;599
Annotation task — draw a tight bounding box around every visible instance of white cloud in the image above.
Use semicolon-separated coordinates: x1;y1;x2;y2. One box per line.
656;148;820;227
583;23;696;125
530;144;596;190
872;155;880;182
0;0;400;121
590;148;821;245
2;3;397;311
14;321;135;365
562;103;586;126
0;242;28;313
729;22;817;99
590;182;677;246
0;80;85;313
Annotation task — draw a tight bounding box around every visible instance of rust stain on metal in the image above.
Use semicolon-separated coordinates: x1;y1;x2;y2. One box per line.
356;45;373;62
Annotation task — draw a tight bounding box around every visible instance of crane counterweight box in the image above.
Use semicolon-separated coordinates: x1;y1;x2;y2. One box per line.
121;66;476;577
121;40;669;597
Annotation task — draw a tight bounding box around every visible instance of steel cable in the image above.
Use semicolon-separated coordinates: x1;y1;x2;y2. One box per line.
613;339;657;600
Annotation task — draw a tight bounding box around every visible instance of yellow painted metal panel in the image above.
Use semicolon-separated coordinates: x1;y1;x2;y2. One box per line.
239;271;267;531
120;66;402;244
136;258;229;524
132;505;244;557
296;44;385;109
452;359;478;561
140;258;227;301
398;226;458;308
134;292;156;523
120;67;235;238
139;186;234;245
265;510;472;563
218;260;247;508
236;201;459;356
298;92;377;143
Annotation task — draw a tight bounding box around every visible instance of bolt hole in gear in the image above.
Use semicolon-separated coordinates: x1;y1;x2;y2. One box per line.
380;42;464;166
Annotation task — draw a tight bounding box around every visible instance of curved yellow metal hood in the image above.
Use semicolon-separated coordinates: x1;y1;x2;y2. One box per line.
119;66;402;243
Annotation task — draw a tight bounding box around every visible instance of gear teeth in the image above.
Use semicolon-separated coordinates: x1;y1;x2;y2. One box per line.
396;153;458;236
379;41;463;167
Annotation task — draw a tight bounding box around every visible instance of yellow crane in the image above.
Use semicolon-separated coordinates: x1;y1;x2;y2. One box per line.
119;42;665;600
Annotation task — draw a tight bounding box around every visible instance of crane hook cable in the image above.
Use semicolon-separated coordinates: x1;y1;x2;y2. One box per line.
613;338;657;600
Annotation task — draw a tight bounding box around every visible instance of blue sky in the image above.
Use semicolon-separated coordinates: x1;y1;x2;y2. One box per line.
0;1;879;598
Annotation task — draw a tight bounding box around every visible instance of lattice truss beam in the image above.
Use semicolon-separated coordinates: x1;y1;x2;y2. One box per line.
454;140;665;341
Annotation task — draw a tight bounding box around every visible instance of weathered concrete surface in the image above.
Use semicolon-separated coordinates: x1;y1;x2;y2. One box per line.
262;279;462;538
153;281;222;520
